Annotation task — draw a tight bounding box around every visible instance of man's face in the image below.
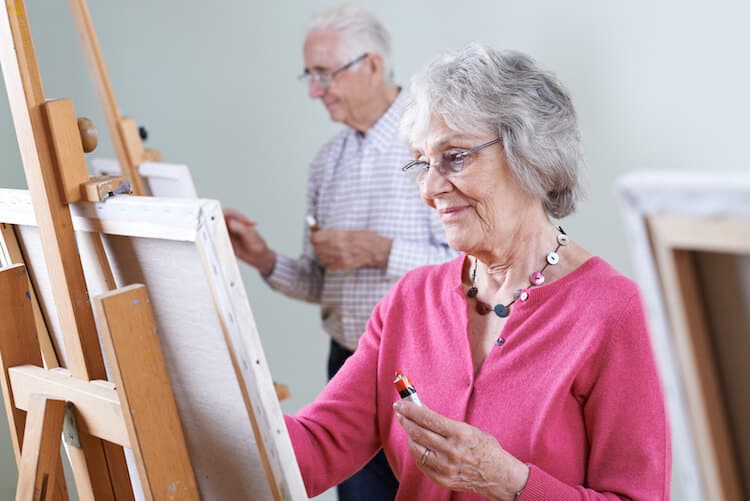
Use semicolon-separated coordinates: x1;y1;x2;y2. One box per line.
303;31;372;128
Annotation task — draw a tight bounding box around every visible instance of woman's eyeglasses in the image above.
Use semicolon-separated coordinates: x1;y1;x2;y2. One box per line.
401;138;501;182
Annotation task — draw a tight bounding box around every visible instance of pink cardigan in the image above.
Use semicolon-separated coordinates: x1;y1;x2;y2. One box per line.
284;256;671;500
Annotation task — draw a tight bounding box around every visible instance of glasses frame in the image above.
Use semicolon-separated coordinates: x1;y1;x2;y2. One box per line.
298;53;369;89
401;137;502;180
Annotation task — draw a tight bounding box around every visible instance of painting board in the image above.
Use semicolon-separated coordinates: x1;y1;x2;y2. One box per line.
0;188;306;500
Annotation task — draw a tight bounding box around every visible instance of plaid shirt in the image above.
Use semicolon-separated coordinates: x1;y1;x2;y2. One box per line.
266;91;457;351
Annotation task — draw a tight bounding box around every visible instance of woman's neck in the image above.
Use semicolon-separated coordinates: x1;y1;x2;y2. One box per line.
473;216;562;301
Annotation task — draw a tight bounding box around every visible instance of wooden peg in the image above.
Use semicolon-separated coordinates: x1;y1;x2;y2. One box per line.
80;175;132;202
76;117;98;153
273;382;290;401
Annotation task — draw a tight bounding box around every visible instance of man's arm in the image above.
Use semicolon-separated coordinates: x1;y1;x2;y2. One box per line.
309;215;457;275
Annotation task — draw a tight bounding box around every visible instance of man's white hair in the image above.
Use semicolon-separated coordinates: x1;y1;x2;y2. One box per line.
307;4;394;82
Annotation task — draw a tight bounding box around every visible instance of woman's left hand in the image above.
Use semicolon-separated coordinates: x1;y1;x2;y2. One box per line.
394;400;529;500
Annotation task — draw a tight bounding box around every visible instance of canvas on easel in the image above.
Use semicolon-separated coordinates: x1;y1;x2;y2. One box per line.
617;171;750;501
0;189;307;500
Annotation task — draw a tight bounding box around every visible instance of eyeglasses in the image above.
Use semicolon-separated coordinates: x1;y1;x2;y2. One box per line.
401;138;502;182
298;53;369;89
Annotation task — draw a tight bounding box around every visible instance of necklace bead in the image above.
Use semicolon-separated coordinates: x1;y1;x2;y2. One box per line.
467;227;566;319
475;301;493;315
546;251;559;265
530;271;545;286
493;303;509;318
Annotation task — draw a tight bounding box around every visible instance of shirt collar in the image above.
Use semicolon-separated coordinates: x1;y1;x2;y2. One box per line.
353;88;409;152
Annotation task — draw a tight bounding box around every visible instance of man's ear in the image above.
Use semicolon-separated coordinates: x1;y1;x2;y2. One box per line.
367;53;385;84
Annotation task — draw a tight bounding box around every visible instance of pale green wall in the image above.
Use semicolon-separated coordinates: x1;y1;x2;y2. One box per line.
2;1;750;499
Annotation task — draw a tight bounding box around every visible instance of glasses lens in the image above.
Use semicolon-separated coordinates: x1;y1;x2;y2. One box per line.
300;72;331;89
403;161;427;182
441;152;464;175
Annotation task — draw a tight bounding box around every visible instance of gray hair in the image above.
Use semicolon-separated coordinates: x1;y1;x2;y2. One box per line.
401;42;584;218
306;4;394;83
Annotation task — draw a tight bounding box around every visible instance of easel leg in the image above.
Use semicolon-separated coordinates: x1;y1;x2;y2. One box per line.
15;396;65;501
0;265;69;501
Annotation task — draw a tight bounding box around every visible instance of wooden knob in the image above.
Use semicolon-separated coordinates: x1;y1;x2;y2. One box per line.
77;117;98;153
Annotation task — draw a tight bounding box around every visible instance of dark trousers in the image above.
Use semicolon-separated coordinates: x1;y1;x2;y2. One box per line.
328;339;399;501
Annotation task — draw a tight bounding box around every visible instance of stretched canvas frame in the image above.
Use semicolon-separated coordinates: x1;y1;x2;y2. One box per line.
0;188;307;500
617;171;750;501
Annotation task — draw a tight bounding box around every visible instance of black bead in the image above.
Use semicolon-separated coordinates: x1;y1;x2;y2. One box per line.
467;286;478;298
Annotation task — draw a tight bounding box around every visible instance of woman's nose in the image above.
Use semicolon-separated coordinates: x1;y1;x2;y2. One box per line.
419;163;452;198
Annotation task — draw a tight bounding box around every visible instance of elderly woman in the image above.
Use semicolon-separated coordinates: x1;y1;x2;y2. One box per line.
284;43;670;500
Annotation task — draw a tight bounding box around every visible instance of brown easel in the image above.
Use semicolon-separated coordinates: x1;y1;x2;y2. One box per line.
0;1;198;499
65;0;289;401
67;0;162;197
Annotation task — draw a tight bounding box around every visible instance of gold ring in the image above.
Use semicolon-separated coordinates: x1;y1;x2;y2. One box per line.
419;447;432;466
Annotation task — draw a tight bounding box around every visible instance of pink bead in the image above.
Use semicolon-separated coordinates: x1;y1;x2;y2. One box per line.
530;271;545;286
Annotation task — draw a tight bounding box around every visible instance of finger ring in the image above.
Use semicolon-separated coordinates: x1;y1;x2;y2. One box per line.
419;447;432;466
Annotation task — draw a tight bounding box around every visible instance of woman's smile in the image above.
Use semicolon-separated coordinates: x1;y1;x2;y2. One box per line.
437;205;471;222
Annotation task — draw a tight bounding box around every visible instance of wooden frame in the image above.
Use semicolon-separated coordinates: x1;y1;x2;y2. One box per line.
617;171;750;501
0;189;307;500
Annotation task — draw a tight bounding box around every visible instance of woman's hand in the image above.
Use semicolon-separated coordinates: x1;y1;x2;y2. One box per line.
394;401;529;501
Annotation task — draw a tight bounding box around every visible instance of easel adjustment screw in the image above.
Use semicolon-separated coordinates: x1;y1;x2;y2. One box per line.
76;117;98;153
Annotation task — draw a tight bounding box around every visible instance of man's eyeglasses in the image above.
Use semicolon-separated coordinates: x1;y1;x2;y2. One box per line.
401;138;502;182
298;53;369;89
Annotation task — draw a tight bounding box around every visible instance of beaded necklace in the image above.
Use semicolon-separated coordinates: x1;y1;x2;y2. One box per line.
467;227;569;318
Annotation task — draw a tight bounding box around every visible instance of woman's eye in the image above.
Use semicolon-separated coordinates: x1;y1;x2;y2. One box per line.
443;151;464;164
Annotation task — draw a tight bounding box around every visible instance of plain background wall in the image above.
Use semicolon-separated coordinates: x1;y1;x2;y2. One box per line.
1;1;749;499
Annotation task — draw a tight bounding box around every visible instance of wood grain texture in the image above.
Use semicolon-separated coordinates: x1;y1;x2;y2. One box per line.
66;0;146;195
41;99;88;204
0;265;69;501
0;2;133;498
94;285;198;501
14;396;65;501
0;191;308;499
0;224;60;368
9;365;127;447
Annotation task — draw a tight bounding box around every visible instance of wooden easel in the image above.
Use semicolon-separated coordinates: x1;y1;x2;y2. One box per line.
67;0;160;196
1;2;306;499
64;0;290;401
0;1;198;499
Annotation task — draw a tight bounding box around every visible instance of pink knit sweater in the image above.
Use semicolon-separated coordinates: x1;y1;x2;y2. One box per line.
284;256;671;500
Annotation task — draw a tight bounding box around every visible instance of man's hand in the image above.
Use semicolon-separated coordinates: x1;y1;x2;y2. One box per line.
224;208;276;276
310;229;392;271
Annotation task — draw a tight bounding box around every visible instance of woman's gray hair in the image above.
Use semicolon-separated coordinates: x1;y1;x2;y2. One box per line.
307;4;394;83
401;42;584;218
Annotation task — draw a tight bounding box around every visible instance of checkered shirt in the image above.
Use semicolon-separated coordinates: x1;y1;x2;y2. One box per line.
266;90;457;351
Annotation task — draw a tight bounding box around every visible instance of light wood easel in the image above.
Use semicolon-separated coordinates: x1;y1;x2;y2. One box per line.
67;0;160;196
69;0;290;401
0;1;199;499
1;2;305;499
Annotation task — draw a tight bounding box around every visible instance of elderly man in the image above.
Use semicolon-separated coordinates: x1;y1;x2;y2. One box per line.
224;4;456;500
